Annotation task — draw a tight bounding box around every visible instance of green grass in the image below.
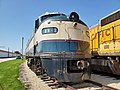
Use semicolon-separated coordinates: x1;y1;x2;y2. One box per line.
0;59;25;90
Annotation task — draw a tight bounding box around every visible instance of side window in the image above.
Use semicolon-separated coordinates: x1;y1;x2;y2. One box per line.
42;27;58;34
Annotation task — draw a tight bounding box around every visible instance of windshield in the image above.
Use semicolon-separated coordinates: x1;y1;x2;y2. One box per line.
41;14;68;22
36;40;89;53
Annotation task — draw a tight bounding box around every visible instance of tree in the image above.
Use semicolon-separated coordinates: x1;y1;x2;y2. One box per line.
14;51;21;54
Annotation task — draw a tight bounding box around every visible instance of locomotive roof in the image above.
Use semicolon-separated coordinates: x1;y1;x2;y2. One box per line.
36;12;87;26
0;49;7;53
0;49;13;53
40;12;65;17
89;24;99;29
0;50;21;55
100;9;120;21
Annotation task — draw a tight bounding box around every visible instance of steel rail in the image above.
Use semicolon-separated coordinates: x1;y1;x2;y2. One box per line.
86;80;120;90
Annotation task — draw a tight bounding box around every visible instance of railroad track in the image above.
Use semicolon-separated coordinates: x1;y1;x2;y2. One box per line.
91;74;120;90
30;63;120;90
38;76;98;90
38;75;77;90
36;73;120;90
86;80;120;90
20;61;120;90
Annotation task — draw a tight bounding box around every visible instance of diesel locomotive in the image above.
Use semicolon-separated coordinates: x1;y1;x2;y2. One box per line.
26;12;91;82
89;9;120;75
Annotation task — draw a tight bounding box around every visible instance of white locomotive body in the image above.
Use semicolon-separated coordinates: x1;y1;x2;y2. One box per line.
26;12;91;82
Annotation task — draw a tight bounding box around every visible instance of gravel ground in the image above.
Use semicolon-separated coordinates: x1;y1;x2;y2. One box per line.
19;61;52;90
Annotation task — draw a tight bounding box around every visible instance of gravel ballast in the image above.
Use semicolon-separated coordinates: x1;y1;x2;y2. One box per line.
19;61;52;90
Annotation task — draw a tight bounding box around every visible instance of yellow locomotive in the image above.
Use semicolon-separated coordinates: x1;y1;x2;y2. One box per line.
89;9;120;75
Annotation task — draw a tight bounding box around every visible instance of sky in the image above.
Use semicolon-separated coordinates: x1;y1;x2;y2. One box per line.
0;0;120;53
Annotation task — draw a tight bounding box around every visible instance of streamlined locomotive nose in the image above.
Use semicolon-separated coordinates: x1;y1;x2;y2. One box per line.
26;12;91;82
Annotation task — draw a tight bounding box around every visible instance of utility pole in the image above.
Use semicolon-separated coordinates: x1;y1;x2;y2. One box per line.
22;37;24;60
8;47;9;57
